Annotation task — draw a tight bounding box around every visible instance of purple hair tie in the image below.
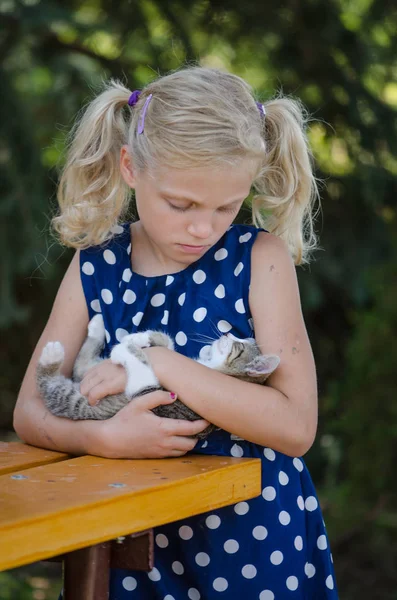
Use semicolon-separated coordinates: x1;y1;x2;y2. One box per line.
128;90;141;106
256;102;266;117
127;90;153;135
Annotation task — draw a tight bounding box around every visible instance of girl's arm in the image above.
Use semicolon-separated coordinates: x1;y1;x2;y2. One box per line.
147;233;318;457
14;252;207;459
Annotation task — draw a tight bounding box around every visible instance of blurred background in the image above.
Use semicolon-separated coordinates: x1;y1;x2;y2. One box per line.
1;0;396;598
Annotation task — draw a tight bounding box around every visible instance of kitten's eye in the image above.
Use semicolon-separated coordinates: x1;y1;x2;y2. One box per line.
231;343;244;359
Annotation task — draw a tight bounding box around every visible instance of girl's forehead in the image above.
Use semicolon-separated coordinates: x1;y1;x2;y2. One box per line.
148;162;256;199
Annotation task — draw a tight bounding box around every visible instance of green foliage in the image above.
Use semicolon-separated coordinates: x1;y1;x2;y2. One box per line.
0;570;61;600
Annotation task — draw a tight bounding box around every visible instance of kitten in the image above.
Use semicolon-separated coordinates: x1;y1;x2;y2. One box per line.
37;315;280;440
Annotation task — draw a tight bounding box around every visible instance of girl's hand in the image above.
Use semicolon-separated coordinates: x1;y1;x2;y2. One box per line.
98;390;210;459
80;360;127;405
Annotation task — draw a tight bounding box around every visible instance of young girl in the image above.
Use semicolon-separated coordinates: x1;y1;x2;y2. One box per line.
14;67;338;599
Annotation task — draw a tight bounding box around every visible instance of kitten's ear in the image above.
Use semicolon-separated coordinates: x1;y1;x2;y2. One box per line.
245;355;280;378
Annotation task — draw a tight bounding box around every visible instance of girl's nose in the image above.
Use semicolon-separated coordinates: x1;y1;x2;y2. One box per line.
187;219;213;239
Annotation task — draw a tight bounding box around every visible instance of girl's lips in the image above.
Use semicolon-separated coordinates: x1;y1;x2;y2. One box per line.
177;244;209;254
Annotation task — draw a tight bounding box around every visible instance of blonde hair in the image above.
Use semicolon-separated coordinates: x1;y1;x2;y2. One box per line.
53;66;320;265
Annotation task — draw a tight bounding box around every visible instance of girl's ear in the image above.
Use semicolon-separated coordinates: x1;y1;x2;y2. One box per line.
245;355;280;378
120;145;137;188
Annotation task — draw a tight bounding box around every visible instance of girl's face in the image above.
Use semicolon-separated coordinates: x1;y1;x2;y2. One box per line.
120;147;255;268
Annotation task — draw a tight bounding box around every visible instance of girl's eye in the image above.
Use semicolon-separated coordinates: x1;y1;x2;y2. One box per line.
168;202;239;214
218;205;239;214
168;203;189;212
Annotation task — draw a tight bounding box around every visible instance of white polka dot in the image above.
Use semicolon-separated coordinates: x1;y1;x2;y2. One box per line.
305;496;318;512
199;345;211;360
297;495;305;510
193;307;207;322
111;224;124;234
90;299;101;313
166;275;174;286
179;525;193;540
195;552;210;567
214;284;225;298
317;534;327;550
214;248;228;261
270;551;283;565
217;320;232;333
155;533;169;548
161;310;169;325
103;249;116;265
264;448;275;461
286;576;299;591
234;262;244;276
262;486;276;501
230;444;244;457
193;270;206;284
164;596;175;600
172;561;184;575
253;526;268;540
331;553;334;564
205;515;221;529
259;591;274;600
188;589;201;600
123;289;136;304
234;501;249;515
294;536;303;551
147;567;161;581
278;471;289;485
122;268;132;282
101;289;113;304
293;457;304;472
127;243;131;254
213;578;228;592
175;331;187;346
178;293;186;306
122;576;137;590
224;539;239;553
305;562;316;578
115;328;129;342
235;299;245;314
151;293;165;307
279;511;291;525
242;564;257;579
132;312;144;326
239;232;252;243
201;440;208;448
82;261;95;275
326;575;334;589
105;330;110;344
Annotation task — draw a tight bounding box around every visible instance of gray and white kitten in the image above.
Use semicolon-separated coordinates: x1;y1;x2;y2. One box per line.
37;315;280;440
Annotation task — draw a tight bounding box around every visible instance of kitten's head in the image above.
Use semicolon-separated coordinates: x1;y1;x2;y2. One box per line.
198;334;280;383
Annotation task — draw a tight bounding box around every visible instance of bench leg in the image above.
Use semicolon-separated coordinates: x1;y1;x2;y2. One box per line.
63;542;111;600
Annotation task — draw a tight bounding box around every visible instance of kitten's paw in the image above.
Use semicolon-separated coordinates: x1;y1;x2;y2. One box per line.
40;341;65;366
122;332;151;349
110;343;130;367
88;314;105;340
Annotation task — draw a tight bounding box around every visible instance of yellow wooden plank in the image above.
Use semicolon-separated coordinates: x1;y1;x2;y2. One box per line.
0;442;69;475
0;454;261;571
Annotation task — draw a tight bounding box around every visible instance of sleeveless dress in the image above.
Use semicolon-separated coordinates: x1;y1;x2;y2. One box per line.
76;222;338;600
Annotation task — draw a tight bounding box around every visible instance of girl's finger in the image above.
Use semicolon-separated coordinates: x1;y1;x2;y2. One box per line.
169;418;210;437
136;390;176;411
168;436;199;453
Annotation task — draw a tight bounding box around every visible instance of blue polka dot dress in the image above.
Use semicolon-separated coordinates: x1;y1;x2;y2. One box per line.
79;222;338;599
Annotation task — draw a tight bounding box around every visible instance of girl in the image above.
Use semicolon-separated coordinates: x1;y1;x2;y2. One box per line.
14;66;338;599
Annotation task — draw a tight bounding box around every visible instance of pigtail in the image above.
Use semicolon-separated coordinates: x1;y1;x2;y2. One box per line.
252;97;320;265
52;80;132;249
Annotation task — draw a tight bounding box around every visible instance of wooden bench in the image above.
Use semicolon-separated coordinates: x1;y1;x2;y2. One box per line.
0;441;261;599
